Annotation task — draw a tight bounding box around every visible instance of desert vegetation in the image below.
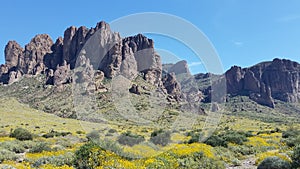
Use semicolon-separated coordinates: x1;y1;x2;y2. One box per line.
0;97;300;169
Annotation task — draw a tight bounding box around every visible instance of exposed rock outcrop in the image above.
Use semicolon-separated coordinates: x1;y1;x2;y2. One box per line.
129;84;141;95
53;60;71;86
1;21;163;87
8;70;22;84
123;34;162;86
5;41;23;69
165;60;190;75
163;72;181;101
225;58;300;107
21;34;53;74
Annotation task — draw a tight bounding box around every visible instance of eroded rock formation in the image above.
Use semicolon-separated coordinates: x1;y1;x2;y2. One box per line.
225;58;300;107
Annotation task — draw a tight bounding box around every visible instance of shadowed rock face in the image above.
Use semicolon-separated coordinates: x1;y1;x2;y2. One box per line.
225;58;300;107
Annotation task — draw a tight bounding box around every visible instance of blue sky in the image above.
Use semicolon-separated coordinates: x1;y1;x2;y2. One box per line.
1;0;300;73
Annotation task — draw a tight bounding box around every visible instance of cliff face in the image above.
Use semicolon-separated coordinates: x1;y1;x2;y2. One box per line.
225;58;300;107
1;21;163;87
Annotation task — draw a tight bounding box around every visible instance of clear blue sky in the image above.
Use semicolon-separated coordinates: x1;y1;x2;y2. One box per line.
1;0;300;73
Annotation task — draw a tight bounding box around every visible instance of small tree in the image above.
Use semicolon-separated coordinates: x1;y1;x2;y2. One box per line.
10;128;33;141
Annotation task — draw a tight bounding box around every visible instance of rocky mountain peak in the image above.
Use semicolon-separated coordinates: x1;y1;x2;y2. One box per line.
225;58;300;107
5;40;23;69
1;21;164;88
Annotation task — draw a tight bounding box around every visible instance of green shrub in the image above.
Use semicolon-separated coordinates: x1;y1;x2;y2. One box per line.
150;129;171;146
73;142;103;169
22;140;37;149
282;128;300;147
42;130;71;138
257;156;291;169
203;130;249;147
76;131;85;135
0;140;25;153
204;135;228;147
0;149;17;163
282;128;300;139
229;145;255;156
284;135;300;147
117;131;145;146
32;152;73;168
97;139;124;156
291;145;300;169
10;128;33;141
185;131;203;144
86;130;100;141
108;129;117;133
178;152;225;169
29;142;51;153
222;131;248;145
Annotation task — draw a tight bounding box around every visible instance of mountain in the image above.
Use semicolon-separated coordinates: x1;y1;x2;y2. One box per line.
225;58;300;108
0;20;300;117
0;21;205;122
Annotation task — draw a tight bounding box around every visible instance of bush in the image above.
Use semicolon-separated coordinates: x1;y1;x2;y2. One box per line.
178;152;225;169
32;152;73;168
185;130;203;144
97;139;124;156
76;131;85;135
10;128;33;141
282;128;300;139
222;131;248;145
257;156;291;169
203;130;249;147
73;142;104;169
29;142;51;153
0;140;25;153
108;129;117;133
150;129;171;146
282;128;300;147
291;145;300;169
117;131;145;146
0;149;17;163
284;135;300;147
204;135;228;147
86;130;100;141
42;130;71;138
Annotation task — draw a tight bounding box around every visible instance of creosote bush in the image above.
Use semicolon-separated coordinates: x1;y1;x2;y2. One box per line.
203;130;250;147
29;142;51;153
86;130;100;141
9;128;33;141
0;149;17;163
42;130;71;138
117;131;145;146
150;129;171;146
257;156;291;169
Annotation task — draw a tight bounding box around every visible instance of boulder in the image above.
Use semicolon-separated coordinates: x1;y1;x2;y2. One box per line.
129;84;141;95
